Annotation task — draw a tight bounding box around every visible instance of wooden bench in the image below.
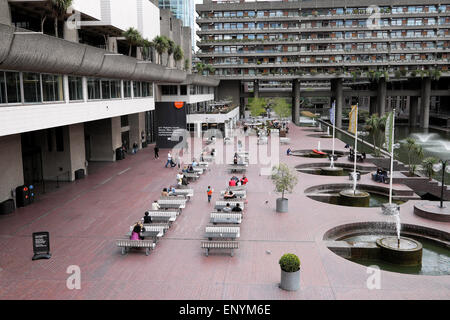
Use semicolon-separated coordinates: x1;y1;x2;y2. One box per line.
127;227;163;243
144;211;178;222
183;173;200;181
201;241;239;257
227;185;247;192
143;223;170;233
205;226;240;240
116;239;155;256
215;201;245;212
172;189;194;198
158;199;186;210
210;213;242;224
228;166;247;173
221;190;247;199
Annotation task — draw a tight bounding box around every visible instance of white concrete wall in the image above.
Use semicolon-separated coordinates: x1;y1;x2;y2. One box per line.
159;94;214;104
109;0;138;31
72;0;102;20
69;123;86;180
187;107;240;124
0;134;23;203
141;0;160;40
0;97;155;137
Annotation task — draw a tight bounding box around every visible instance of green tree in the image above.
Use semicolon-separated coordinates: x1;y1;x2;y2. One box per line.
404;137;424;175
166;38;176;67
173;45;184;69
50;0;73;38
140;38;154;61
184;58;191;71
248;97;267;117
196;62;206;74
364;113;387;157
272;98;291;120
206;64;216;75
422;157;439;180
271;164;298;200
152;35;169;65
122;28;143;56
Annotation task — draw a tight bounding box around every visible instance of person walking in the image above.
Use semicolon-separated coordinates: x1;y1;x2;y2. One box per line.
165;152;172;168
154;145;159;159
207;186;214;203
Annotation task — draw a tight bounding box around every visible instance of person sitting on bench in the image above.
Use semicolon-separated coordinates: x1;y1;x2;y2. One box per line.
222;203;232;213
130;222;144;240
287;148;292;156
161;188;169;197
182;176;189;186
224;191;236;199
143;212;152;224
152;201;160;211
192;159;199;167
229;178;237;187
240;175;248;185
232;203;242;212
233;155;238;165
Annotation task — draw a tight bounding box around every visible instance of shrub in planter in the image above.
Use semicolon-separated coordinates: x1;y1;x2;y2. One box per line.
279;253;300;272
279;253;301;291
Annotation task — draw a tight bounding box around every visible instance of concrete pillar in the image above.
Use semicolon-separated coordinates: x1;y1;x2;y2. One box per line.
420;77;431;129
409;96;419;127
377;78;387;116
333;78;343;128
0;134;24;203
370;96;378;115
68;123;86;180
129;113;142;150
107;37;118;53
196;122;202;138
0;0;12;25
84;118;116;162
292;79;300;125
254;80;259;99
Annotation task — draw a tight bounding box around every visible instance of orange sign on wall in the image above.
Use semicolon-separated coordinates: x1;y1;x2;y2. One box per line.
174;102;184;109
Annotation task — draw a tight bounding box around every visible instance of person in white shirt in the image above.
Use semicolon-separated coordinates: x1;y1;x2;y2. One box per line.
151;201;160;211
165;152;172;168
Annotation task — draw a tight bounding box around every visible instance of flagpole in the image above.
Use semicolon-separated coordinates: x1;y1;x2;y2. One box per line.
332;100;336;158
353;104;359;195
389;109;396;204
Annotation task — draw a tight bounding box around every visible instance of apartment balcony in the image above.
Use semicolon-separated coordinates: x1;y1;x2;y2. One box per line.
196;16;300;24
299;11;448;21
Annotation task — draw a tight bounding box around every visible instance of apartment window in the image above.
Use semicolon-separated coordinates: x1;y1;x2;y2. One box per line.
237;11;243;17
23;73;41;103
122;81;131;98
68;76;83;101
87;78;101;100
133;81;142;97
42;74;64;102
0;71;20;104
110;80;121;99
101;80;111;99
161;85;177;95
248;11;255;17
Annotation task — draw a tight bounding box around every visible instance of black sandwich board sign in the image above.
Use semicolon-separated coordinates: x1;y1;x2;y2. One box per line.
155;101;187;149
32;232;52;260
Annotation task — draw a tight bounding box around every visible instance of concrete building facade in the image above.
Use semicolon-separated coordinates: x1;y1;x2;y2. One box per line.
0;0;219;211
196;0;450;127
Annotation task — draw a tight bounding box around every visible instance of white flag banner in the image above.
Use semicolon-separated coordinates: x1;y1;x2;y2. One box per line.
385;112;394;153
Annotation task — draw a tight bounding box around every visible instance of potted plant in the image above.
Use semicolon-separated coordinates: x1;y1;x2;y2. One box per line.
279;253;301;291
271;164;298;213
422;157;439;180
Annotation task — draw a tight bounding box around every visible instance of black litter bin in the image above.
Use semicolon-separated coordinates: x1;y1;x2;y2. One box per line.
0;199;15;215
116;148;125;160
75;169;85;180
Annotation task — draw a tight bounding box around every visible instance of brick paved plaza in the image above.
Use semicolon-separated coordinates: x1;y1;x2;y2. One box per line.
0;124;448;300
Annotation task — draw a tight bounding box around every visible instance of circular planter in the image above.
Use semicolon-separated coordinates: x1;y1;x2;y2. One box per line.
276;198;289;213
280;269;300;291
338;189;370;207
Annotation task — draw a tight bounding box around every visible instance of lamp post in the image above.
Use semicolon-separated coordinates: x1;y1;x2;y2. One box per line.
433;159;450;208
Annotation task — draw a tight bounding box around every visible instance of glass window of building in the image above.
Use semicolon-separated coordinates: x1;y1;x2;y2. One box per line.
42;74;64;102
68;76;83;101
161;85;177;95
101;80;111;99
124;81;132;98
23;73;42;103
248;11;255;17
134;81;142;97
237;11;243;17
1;72;21;104
88;78;101;100
180;85;187;95
110;80;121;99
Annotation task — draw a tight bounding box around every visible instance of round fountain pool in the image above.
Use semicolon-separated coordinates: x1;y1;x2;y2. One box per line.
324;222;450;276
305;184;410;208
291;150;346;159
296;163;374;177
